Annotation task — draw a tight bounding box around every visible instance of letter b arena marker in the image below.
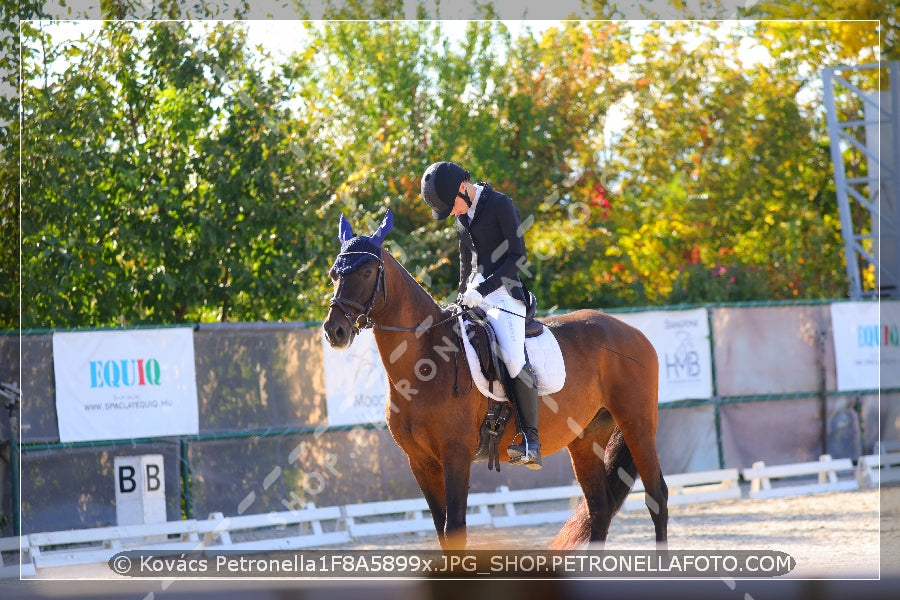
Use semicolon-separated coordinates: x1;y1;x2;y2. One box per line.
114;455;166;534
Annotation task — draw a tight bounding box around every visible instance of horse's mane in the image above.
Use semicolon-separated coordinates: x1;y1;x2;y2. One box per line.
382;248;456;322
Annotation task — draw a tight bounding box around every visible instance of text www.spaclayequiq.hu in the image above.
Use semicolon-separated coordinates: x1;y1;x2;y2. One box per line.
109;550;795;578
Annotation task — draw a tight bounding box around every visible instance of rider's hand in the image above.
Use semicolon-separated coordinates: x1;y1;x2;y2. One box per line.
461;289;483;308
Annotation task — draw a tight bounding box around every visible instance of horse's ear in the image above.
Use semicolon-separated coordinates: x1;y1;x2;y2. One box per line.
338;214;355;243
369;209;394;247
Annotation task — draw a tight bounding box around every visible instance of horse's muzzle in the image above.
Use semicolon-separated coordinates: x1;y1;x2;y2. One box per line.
323;314;356;349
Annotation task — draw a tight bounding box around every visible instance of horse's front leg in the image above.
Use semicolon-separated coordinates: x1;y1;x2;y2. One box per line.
407;456;449;548
442;441;473;551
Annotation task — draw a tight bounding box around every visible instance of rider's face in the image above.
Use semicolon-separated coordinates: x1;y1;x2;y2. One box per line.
450;183;469;216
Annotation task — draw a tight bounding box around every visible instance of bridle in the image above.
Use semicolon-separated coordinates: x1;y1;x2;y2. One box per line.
327;244;473;398
329;251;386;331
328;248;469;333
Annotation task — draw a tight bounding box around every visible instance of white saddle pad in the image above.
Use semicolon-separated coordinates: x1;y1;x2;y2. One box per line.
458;316;566;401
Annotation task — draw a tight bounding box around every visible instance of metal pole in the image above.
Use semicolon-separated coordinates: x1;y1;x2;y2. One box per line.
889;61;900;186
823;66;863;298
889;61;900;294
818;328;828;456
180;438;193;520
11;421;19;536
705;306;726;470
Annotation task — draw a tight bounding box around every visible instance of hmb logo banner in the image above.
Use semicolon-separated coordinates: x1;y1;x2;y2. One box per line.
615;308;713;403
53;328;199;442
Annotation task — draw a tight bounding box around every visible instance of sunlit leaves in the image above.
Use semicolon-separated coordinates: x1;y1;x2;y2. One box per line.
742;1;888;61
17;18;859;329
601;21;847;305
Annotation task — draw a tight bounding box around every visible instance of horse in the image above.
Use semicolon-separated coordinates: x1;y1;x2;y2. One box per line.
322;210;668;551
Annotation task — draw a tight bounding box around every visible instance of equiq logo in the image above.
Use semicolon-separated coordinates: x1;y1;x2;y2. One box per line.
89;359;162;388
857;324;900;348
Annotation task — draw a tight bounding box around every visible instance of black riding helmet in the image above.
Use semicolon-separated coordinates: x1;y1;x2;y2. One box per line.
421;161;470;220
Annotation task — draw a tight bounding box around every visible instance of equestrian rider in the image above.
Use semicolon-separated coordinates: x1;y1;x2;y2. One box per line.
420;161;541;469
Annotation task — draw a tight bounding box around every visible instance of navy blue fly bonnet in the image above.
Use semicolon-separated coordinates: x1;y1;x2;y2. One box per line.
331;210;394;274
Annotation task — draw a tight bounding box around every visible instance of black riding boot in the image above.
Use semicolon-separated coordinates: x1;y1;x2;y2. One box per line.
507;363;542;470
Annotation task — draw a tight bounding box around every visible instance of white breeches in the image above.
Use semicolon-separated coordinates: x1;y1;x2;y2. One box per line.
477;287;527;378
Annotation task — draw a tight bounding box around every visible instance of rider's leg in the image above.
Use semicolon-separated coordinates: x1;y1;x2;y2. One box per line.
506;360;542;469
482;289;541;469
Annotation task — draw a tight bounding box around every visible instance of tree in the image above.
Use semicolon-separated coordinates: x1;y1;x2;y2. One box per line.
20;21;327;327
739;0;893;61
0;2;54;330
595;21;848;304
17;17;868;328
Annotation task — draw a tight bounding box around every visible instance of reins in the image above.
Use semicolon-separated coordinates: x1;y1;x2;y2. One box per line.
369;309;472;332
330;248;646;374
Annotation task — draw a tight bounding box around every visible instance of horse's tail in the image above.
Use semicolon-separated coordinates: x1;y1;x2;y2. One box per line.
547;426;637;549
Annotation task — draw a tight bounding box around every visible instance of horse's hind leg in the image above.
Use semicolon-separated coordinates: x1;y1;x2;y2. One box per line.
604;425;640;515
560;409;619;546
614;414;668;547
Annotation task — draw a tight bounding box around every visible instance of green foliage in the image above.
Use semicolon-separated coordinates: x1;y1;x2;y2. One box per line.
598;21;848;305
21;22;322;326
1;3;54;331
667;263;770;305
14;19;865;329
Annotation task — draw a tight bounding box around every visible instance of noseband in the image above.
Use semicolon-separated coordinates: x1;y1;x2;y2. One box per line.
329;251;385;331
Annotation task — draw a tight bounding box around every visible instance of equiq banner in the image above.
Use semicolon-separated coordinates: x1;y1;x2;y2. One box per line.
831;300;900;391
321;328;390;426
615;308;714;403
52;328;199;442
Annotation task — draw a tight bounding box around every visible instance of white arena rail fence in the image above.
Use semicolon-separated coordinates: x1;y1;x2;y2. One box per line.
857;441;900;488
0;535;24;578
741;454;858;499
342;496;491;538
0;457;888;576
198;505;351;551
624;468;742;510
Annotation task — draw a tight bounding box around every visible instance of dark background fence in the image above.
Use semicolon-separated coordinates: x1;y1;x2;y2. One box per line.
1;299;898;537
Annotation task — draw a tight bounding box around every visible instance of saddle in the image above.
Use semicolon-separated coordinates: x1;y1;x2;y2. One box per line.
463;291;543;472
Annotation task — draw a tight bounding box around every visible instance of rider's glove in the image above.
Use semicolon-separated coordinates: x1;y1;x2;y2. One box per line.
461;289;483;308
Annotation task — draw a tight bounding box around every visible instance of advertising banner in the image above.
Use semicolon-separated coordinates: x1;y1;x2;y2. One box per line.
320;308;716;418
615;308;714;403
831;301;900;391
321;328;389;426
53;328;199;442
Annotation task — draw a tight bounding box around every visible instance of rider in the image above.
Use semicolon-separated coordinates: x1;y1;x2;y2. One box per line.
420;161;541;469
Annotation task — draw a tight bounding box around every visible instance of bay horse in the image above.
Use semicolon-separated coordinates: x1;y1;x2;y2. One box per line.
322;210;667;551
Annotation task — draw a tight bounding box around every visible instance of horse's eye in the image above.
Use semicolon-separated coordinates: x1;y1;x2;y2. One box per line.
363;268;373;278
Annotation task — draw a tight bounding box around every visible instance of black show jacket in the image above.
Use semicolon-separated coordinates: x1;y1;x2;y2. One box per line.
455;183;528;303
